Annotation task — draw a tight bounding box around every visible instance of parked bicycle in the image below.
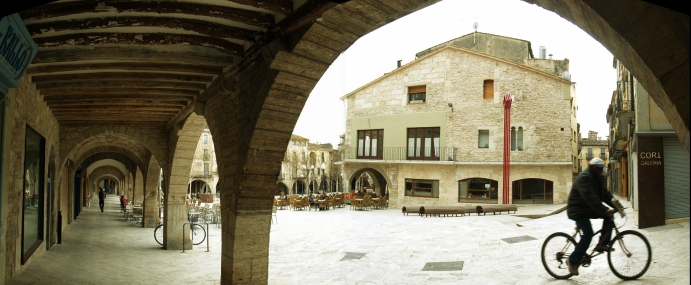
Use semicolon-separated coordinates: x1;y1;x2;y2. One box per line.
541;200;651;280
154;212;206;246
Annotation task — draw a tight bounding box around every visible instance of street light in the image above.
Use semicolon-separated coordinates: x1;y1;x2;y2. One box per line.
310;165;314;195
321;164;326;192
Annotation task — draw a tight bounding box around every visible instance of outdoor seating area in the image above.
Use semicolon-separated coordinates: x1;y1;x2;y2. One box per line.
350;192;387;211
186;201;222;226
403;204;518;217
273;193;363;212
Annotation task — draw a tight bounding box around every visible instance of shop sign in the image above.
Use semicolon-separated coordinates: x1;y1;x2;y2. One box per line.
0;14;37;92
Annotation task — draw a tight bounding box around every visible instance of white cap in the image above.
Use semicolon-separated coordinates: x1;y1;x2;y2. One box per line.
589;157;605;167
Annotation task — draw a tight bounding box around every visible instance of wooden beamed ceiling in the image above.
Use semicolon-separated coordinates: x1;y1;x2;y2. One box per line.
19;0;335;127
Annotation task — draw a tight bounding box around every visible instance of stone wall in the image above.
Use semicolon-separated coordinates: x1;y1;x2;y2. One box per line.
3;76;60;279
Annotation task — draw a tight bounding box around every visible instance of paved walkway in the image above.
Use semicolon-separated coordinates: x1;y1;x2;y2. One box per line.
9;196;689;284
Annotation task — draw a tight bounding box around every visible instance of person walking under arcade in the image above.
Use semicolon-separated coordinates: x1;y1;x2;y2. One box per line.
98;188;106;212
566;158;616;276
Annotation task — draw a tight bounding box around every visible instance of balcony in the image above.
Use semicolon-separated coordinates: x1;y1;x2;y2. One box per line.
342;146;457;161
190;171;214;178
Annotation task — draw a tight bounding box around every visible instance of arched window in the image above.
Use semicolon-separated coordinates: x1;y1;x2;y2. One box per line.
510;127;516;151
512;178;553;204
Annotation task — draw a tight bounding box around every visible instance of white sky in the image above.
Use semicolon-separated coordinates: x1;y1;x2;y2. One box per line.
293;0;614;146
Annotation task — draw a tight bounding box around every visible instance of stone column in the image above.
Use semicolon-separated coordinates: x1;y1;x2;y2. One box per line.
143;156;162;228
134;167;144;205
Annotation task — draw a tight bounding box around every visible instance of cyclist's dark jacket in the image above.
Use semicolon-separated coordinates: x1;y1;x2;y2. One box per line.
567;167;614;220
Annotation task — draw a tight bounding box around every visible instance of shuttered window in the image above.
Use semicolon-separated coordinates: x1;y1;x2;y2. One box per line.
408;85;426;102
483;80;494;99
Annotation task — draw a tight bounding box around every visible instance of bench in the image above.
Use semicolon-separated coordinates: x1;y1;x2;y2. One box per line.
419;206;471;217
402;206;422;216
476;204;518;215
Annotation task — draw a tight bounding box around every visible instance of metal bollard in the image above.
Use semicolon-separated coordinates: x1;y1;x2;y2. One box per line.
182;222;190;253
206;223;210;252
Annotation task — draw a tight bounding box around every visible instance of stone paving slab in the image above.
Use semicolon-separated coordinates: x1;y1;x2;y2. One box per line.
9;197;690;284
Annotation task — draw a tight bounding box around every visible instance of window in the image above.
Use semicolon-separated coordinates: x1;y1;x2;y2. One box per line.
478;130;489;148
408;85;426;102
483;80;494;99
203;149;208;158
203;163;209;175
517;127;523;151
22;126;45;264
405;179;439;198
459;178;498;201
600;148;606;159
407;127;440;160
357;129;383;159
511;127;516;150
587;148;593;160
203;134;208;144
512;179;553;204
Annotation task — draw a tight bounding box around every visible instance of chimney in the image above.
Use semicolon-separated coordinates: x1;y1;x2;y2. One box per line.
549;54;553;60
539;46;546;59
588;131;598;140
397;60;402;68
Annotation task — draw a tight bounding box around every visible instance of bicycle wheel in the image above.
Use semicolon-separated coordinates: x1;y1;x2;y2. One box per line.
154;224;164;245
541;232;576;279
190;223;206;245
608;230;651;280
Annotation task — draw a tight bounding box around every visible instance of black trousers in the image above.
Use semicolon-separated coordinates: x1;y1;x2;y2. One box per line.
99;200;105;212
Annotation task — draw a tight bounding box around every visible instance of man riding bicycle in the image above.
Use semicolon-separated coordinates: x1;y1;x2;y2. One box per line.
566;157;616;275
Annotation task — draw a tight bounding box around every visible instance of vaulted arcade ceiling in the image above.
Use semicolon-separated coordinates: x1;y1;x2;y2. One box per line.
20;0;344;127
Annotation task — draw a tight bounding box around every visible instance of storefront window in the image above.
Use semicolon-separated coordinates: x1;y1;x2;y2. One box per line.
458;178;498;202
512;178;553;204
22;126;45;263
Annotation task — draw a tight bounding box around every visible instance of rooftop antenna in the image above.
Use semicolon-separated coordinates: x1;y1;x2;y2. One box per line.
473;21;478;45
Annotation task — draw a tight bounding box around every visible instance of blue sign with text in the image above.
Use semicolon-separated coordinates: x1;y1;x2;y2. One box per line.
0;14;37;93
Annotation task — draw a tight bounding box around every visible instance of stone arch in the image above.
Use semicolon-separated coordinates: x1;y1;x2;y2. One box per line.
78;152;137;180
60;126;168;171
162;113;208;250
347;167;391;197
89;165;126;182
197;1;688;283
70;140;148;172
275;182;288;196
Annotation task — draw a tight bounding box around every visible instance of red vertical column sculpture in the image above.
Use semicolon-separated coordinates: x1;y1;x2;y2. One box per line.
503;93;512;204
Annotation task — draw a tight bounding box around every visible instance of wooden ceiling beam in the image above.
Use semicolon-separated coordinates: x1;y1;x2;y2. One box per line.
20;1;275;27
47;100;188;107
36;81;207;91
40;88;199;96
32;72;213;84
226;0;293;15
28;62;222;75
27;16;257;41
51;105;181;111
42;94;194;101
56;117;172;122
59;121;167;126
32;47;235;66
52;109;180;117
34;33;245;56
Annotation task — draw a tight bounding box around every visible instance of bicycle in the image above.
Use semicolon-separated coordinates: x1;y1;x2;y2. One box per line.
541;199;651;280
154;212;206;246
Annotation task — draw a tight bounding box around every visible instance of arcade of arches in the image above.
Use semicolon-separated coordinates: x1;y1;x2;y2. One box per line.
0;1;687;284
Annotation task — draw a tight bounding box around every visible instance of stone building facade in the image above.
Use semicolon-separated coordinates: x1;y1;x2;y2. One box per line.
339;32;578;208
607;59;689;228
276;135;339;195
578;131;609;172
188;127;219;198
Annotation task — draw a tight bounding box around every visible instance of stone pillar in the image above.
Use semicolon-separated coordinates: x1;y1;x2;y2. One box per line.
134;167;144;205
143;157;162;228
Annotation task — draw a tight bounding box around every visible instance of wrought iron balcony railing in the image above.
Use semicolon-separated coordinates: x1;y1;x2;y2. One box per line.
341;146;457;161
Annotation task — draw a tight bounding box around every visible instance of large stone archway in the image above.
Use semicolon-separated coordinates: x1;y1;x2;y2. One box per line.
162;114;208;249
197;1;687;282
